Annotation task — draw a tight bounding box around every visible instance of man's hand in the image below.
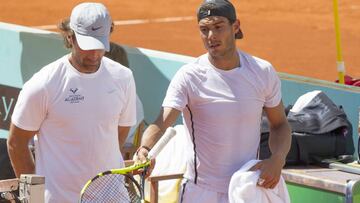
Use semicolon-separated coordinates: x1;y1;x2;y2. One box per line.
254;102;291;188
133;146;155;178
250;156;286;189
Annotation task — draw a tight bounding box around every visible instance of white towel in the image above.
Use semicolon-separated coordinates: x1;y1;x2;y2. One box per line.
228;160;290;203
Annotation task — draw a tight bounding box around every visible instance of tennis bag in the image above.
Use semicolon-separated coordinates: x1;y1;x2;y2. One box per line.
259;91;355;165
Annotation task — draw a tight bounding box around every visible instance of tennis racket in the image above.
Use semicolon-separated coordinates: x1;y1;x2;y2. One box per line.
79;127;177;203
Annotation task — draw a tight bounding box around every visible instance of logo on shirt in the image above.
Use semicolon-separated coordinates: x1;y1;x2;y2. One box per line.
107;89;116;94
70;88;78;94
65;88;84;104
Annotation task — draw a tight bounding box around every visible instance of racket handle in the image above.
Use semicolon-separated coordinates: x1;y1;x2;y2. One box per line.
148;127;176;159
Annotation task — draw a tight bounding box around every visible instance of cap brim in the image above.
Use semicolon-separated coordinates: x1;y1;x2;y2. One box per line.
74;32;110;51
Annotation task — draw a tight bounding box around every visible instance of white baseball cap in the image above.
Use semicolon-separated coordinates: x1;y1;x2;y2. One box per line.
69;2;111;51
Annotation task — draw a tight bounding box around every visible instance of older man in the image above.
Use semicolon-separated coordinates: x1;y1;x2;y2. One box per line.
7;3;136;202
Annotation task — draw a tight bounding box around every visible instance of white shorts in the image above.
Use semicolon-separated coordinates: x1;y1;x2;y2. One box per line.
178;179;228;203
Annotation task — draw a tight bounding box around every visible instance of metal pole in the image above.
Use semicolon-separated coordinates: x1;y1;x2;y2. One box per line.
333;0;346;84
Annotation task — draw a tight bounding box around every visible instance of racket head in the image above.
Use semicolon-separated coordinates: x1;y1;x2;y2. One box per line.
79;172;142;203
79;127;176;202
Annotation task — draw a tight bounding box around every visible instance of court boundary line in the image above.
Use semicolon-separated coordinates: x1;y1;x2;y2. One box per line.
31;16;195;30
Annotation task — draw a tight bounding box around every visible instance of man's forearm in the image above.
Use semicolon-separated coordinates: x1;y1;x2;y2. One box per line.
269;122;291;161
140;107;180;151
7;143;35;177
118;126;130;152
140;124;165;149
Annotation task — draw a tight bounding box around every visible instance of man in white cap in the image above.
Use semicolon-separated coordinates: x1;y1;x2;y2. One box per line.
7;2;136;202
137;0;291;202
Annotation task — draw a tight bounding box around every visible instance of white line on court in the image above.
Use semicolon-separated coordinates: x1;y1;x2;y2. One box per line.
32;16;196;30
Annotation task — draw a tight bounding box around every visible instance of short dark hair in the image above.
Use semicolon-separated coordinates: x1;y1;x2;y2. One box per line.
197;0;236;23
197;0;243;39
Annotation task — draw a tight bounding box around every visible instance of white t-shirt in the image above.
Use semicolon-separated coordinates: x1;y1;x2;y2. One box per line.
12;55;137;203
162;50;281;193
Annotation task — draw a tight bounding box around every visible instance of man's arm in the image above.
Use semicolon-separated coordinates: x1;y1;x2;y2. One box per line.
252;101;291;189
7;123;37;178
137;107;181;158
118;126;131;153
266;101;291;164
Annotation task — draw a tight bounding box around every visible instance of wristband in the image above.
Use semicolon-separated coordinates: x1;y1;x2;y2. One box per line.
136;146;151;155
140;145;151;151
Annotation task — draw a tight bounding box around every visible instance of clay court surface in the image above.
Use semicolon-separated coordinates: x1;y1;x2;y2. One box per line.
1;0;359;82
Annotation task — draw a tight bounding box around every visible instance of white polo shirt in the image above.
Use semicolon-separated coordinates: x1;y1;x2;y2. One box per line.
12;55;137;203
162;50;281;193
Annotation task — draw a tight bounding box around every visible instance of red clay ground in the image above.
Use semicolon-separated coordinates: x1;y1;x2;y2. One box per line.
1;0;359;82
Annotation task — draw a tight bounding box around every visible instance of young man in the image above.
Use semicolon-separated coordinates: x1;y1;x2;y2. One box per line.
137;0;291;202
7;3;136;202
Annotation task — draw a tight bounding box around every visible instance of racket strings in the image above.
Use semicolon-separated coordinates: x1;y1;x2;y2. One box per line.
80;174;141;203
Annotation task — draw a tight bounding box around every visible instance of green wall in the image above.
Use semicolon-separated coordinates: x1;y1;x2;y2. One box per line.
287;182;345;203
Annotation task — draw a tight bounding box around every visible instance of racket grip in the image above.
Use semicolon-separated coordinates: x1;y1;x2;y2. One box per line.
148;127;176;159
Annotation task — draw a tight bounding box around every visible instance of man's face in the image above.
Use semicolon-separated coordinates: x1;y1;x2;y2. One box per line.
70;35;105;72
198;16;239;57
